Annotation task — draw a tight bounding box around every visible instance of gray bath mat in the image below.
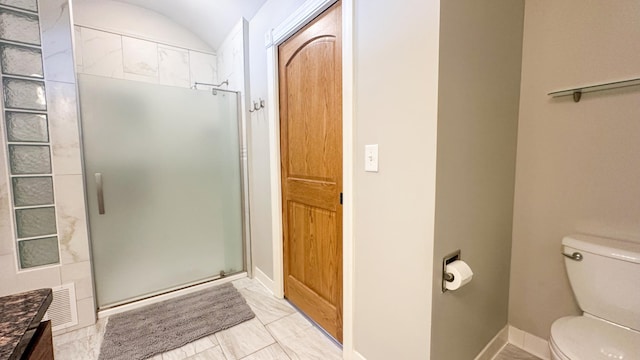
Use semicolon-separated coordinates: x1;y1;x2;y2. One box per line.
98;283;255;360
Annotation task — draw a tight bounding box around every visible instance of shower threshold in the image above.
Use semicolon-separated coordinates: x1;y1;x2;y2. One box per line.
97;271;247;319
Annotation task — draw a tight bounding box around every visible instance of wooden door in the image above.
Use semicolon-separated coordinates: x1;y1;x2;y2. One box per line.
278;1;343;342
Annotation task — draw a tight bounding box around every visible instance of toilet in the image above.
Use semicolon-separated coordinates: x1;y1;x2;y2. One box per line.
549;234;640;360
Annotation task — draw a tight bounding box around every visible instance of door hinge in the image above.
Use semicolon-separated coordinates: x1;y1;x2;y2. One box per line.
340;192;343;205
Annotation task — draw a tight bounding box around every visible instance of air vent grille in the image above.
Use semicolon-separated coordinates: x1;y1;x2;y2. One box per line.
43;283;78;331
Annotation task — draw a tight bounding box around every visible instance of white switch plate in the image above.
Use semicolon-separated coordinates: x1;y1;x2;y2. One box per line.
365;144;379;172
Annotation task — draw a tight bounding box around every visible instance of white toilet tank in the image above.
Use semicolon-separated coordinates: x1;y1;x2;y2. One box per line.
562;234;640;331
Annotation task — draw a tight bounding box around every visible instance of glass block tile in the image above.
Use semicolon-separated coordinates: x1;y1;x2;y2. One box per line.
12;177;54;206
0;43;43;78
15;207;56;238
18;237;60;269
3;78;46;110
0;8;40;45
6;112;48;142
8;145;51;174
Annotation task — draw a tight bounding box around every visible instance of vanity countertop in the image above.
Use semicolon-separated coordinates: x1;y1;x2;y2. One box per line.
0;289;53;360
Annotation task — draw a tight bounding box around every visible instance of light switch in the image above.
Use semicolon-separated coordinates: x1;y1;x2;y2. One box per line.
365;144;379;172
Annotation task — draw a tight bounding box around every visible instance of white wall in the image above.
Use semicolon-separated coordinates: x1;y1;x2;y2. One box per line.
246;0;307;280
353;1;440;359
248;2;442;358
430;1;524;359
510;0;640;339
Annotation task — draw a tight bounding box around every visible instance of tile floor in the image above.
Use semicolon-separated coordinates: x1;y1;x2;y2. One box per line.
494;344;542;360
52;277;542;360
52;277;342;360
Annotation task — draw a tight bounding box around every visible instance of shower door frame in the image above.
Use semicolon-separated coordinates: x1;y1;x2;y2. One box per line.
76;82;252;314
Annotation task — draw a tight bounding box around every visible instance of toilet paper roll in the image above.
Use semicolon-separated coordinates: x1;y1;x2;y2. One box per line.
445;260;473;291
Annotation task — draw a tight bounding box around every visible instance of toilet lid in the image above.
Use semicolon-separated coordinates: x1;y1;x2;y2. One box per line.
551;316;640;359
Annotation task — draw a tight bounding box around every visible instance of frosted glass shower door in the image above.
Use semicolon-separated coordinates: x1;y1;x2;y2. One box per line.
78;74;244;308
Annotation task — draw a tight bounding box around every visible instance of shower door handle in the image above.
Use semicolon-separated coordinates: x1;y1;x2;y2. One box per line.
95;173;105;215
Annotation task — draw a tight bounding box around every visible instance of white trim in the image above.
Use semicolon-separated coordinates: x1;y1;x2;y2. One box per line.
353;351;367;360
474;325;508;360
266;41;284;299
341;0;355;359
97;272;247;318
270;0;338;46
508;325;551;360
266;0;354;359
253;266;275;295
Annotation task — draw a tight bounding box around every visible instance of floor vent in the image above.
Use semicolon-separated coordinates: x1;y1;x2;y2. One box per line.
43;283;78;331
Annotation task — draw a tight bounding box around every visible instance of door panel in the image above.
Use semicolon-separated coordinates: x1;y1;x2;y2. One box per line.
288;202;338;301
285;40;340;182
279;1;343;342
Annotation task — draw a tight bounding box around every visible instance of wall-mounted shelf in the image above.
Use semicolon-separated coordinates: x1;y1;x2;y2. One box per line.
548;77;640;103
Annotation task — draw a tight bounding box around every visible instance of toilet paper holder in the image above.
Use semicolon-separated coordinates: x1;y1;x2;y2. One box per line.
442;250;461;293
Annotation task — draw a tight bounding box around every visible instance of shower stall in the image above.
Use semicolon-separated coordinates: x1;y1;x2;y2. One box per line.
78;74;247;309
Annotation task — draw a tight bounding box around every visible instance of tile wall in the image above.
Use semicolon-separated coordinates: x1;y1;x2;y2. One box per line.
216;21;245;93
74;26;217;88
0;0;95;333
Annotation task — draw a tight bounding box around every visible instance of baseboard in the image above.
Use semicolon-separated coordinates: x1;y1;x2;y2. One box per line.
345;327;546;360
474;325;508;360
352;350;367;360
508;325;551;360
253;266;275;295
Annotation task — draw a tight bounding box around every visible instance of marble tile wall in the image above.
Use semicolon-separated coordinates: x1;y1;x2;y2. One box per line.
0;0;96;334
216;20;244;92
122;37;157;78
158;44;191;87
74;25;217;87
79;28;123;79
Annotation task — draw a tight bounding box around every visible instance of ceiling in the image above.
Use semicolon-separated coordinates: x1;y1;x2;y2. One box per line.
79;0;268;48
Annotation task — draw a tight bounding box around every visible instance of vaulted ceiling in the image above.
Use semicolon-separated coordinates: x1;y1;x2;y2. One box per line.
75;0;268;48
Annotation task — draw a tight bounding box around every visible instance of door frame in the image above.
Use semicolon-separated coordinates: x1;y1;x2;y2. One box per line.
265;0;354;357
